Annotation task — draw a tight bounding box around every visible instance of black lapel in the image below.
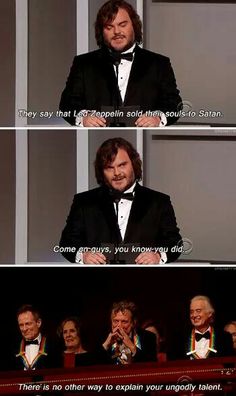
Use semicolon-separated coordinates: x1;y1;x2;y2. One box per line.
123;46;146;105
123;184;150;242
97;187;122;243
98;48;122;106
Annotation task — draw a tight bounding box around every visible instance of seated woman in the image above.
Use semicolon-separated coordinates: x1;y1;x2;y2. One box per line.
141;319;167;362
58;316;91;367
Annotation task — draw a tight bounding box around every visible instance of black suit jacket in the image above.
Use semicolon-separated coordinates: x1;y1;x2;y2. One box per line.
59;46;182;126
59;184;182;264
168;328;234;360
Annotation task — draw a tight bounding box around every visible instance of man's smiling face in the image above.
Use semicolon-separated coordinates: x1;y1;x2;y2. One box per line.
190;299;212;333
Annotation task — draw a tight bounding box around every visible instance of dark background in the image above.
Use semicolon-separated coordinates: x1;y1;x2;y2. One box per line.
2;266;235;360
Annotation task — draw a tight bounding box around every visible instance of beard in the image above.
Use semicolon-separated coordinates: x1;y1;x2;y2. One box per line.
105;36;135;53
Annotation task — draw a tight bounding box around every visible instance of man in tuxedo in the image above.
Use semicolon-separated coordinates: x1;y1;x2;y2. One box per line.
59;137;182;264
168;295;234;360
59;0;182;127
102;300;157;364
14;305;58;370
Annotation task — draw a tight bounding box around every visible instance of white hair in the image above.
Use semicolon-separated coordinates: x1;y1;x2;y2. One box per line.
190;295;215;315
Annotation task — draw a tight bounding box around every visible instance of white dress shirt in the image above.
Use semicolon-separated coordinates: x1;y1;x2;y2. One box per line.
25;333;41;366
114;44;136;103
194;328;211;358
114;182;135;240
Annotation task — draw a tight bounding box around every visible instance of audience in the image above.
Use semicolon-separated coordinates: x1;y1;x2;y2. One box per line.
224;321;236;354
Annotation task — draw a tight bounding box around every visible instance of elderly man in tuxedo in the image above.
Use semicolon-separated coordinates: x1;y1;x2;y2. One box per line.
14;305;58;370
59;0;182;127
102;300;157;364
59;137;182;264
168;295;234;360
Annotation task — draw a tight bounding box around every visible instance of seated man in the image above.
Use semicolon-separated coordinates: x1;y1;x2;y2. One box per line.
224;321;236;354
102;300;157;364
13;304;59;370
59;137;182;264
59;0;182;127
168;295;234;360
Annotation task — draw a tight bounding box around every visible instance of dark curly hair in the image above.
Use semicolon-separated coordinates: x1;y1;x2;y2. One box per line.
95;0;143;47
94;137;142;185
111;300;138;324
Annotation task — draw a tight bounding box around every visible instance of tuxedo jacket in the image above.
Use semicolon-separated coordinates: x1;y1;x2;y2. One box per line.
59;45;182;126
168;328;234;360
59;184;182;264
13;336;59;370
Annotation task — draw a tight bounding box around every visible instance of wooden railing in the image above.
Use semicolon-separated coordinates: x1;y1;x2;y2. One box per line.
0;356;235;395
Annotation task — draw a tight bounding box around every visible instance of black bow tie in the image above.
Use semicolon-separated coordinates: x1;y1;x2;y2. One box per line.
110;51;134;65
25;339;39;346
195;331;210;342
109;190;134;202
